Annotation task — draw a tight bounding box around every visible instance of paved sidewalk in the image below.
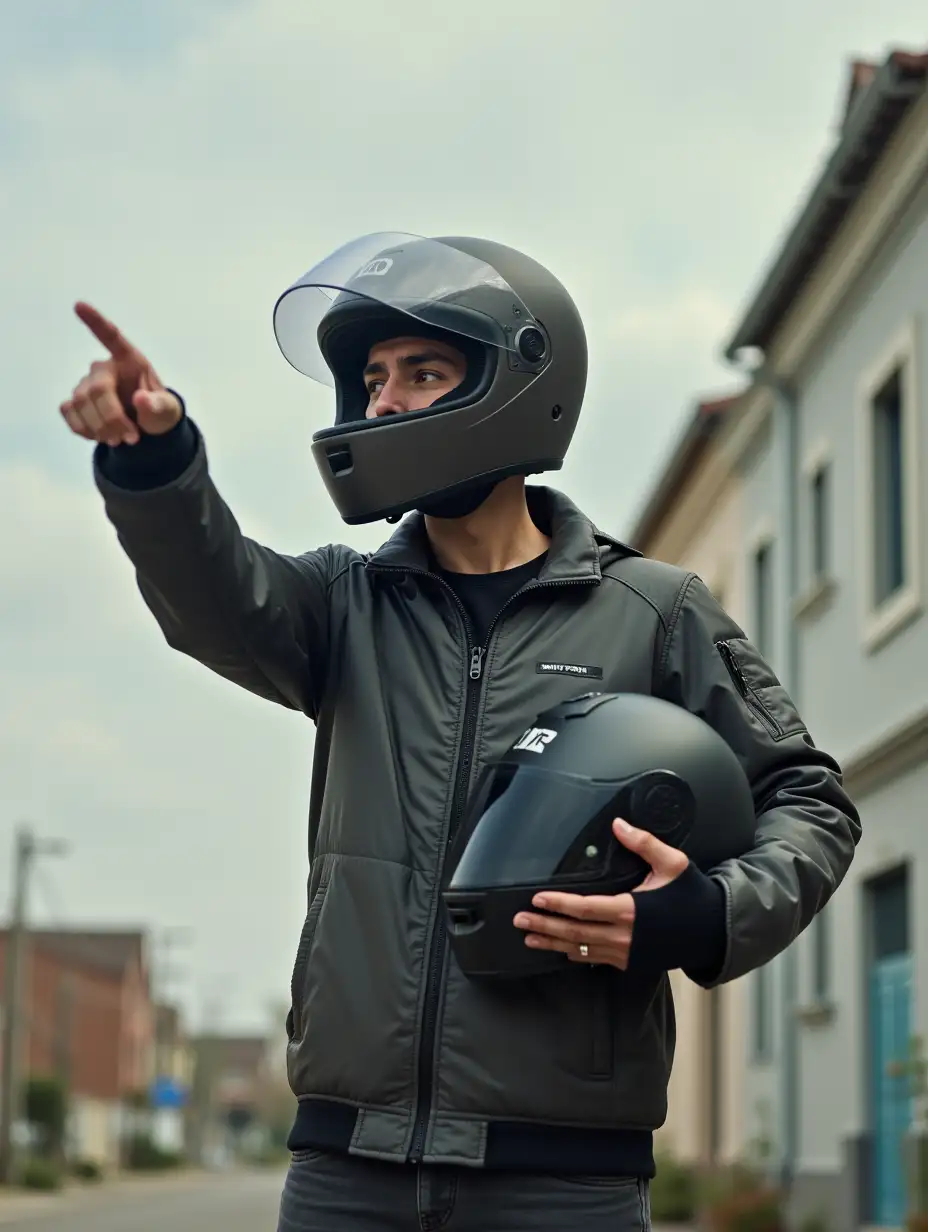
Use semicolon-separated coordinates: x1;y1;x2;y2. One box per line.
0;1167;285;1230
0;1167;218;1224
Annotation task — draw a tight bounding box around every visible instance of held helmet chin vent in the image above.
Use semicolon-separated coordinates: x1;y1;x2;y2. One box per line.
442;691;757;982
272;232;587;525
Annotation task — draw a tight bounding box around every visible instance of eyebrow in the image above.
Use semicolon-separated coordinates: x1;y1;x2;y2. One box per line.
363;350;462;378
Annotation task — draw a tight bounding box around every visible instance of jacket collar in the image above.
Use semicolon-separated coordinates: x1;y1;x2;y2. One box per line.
365;486;641;583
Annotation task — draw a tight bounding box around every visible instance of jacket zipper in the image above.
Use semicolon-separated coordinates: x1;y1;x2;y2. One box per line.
715;640;782;738
408;589;481;1164
368;565;597;1163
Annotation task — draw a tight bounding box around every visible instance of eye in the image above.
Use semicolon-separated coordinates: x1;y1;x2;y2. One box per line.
415;370;444;385
366;379;385;397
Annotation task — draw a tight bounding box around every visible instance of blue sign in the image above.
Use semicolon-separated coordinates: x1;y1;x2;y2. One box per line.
150;1077;188;1109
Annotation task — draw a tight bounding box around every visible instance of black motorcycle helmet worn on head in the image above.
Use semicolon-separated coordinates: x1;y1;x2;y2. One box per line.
442;691;757;981
272;232;587;524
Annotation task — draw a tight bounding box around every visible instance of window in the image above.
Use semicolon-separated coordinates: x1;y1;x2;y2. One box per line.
870;865;909;961
810;463;831;581
752;540;774;657
871;368;906;608
811;907;830;1003
753;962;773;1062
859;322;922;649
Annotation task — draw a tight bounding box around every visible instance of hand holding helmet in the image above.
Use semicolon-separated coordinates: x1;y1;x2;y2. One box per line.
513;816;690;969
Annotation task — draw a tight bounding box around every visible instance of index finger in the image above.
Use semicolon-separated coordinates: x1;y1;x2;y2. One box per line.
74;302;138;359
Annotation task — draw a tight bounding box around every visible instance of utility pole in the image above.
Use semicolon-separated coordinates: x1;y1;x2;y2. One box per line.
0;826;67;1184
148;926;193;1159
151;927;193;1083
190;983;226;1167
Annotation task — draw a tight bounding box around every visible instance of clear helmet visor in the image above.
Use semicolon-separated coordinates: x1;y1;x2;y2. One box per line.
272;232;539;385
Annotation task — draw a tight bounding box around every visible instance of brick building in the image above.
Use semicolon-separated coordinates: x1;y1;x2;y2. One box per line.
0;928;154;1167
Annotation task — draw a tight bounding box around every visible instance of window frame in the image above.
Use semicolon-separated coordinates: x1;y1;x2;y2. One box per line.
809;459;831;584
793;440;837;623
857;318;922;653
748;529;775;660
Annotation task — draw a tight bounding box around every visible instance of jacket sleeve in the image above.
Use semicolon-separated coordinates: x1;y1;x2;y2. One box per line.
655;573;861;987
93;419;342;719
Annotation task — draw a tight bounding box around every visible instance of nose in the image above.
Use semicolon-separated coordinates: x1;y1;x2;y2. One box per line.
368;375;406;418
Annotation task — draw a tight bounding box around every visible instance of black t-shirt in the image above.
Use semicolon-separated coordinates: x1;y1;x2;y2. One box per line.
436;553;547;648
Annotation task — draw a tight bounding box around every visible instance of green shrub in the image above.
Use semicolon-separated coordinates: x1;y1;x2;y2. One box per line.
22;1076;67;1159
650;1153;699;1222
698;1163;766;1207
19;1157;63;1191
124;1134;182;1171
243;1142;292;1168
798;1210;828;1232
70;1157;104;1182
704;1186;784;1232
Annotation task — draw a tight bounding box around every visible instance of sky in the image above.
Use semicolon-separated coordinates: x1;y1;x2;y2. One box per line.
1;0;926;1035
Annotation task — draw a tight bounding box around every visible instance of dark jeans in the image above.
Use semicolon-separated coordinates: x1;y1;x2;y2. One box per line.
277;1148;652;1232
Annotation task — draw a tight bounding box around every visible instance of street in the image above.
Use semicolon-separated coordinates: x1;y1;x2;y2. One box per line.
0;1168;286;1231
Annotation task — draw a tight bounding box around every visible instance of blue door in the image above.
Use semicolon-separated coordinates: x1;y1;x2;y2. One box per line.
870;950;913;1226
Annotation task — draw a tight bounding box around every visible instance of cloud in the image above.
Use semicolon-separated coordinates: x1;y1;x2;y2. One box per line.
602;286;734;351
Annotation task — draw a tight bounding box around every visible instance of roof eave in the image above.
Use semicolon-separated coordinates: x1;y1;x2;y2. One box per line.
723;51;928;360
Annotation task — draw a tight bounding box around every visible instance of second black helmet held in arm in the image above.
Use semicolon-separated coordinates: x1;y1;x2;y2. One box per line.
442;691;757;981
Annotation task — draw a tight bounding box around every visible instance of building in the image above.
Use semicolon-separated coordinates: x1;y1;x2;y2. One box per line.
149;1003;195;1154
628;392;749;1170
719;47;928;1230
0;927;154;1168
188;1033;272;1163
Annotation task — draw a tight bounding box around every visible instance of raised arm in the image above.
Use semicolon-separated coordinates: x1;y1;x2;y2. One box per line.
62;303;342;717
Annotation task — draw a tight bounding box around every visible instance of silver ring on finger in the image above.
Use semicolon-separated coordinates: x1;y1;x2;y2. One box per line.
578;943;589;959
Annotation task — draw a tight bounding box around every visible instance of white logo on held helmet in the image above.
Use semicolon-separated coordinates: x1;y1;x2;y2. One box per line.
512;727;558;754
355;257;394;278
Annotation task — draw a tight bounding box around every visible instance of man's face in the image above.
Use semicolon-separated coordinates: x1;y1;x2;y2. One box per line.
363;335;467;419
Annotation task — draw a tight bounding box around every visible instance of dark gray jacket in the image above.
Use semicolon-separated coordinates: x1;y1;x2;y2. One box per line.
94;423;860;1173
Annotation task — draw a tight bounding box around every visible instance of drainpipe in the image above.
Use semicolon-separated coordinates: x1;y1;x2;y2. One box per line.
727;356;801;1193
778;377;801;1198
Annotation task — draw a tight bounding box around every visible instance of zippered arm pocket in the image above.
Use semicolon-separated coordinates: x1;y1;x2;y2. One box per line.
715;639;806;743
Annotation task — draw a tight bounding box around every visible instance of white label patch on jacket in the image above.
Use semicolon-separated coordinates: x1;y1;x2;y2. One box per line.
512;727;558;754
535;661;604;679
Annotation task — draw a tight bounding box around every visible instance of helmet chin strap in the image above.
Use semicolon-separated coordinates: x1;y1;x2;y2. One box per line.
383;480;500;525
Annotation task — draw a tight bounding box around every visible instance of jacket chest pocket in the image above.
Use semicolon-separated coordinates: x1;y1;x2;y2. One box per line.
289;855;334;1041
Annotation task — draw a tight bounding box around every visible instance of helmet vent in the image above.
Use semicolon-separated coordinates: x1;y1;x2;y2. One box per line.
326;445;354;477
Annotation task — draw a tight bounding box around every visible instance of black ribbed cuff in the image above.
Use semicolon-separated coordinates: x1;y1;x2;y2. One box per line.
94;390;197;491
626;862;727;981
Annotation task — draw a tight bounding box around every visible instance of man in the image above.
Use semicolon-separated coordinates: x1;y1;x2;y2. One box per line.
61;232;860;1232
